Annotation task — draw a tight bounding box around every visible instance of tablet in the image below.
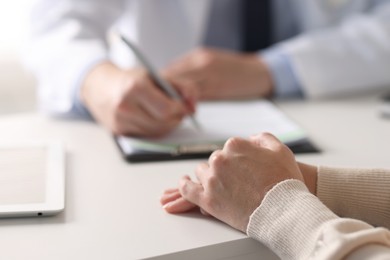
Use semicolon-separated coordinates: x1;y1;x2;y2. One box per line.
0;141;65;217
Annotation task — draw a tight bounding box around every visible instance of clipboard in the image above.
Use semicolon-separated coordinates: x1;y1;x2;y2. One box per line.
114;100;319;163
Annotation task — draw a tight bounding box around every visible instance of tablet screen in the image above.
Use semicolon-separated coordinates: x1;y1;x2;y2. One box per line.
0;146;47;205
0;142;64;217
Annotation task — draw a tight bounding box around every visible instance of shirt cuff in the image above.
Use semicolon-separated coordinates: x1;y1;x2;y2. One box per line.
260;46;303;98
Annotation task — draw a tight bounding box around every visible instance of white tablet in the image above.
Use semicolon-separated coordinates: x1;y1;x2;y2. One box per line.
0;141;65;217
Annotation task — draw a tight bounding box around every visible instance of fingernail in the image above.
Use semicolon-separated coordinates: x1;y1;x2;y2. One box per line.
162;201;173;209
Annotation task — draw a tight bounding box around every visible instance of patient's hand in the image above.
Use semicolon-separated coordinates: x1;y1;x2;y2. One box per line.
161;162;318;215
161;188;197;213
161;133;305;233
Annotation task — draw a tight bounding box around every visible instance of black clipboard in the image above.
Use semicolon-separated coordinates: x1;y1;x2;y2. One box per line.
114;100;320;163
114;136;319;163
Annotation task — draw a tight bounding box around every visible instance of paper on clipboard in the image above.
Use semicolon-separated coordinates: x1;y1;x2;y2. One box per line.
116;100;310;157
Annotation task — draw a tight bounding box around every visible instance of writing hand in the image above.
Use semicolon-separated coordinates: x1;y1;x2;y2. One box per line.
81;62;197;137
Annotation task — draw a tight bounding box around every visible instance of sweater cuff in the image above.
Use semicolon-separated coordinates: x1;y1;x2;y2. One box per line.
247;179;338;260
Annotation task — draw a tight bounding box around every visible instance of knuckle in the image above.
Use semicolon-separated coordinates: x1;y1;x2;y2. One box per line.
179;181;190;196
280;143;293;155
212;155;226;170
270;140;291;156
224;137;244;151
196;48;214;67
275;142;286;151
126;79;142;96
208;149;222;163
258;132;272;140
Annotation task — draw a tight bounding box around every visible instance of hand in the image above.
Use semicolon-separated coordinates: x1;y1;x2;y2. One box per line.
81;62;198;137
161;162;318;217
163;48;273;100
161;133;304;232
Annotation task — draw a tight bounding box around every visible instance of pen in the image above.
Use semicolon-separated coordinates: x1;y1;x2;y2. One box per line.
119;34;201;130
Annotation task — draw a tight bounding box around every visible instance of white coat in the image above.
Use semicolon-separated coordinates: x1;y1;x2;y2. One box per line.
26;0;390;115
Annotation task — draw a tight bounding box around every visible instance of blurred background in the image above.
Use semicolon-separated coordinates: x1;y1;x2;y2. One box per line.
0;1;36;115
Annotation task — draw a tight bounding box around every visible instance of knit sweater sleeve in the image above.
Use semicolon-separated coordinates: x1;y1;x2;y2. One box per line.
246;180;390;260
317;167;390;228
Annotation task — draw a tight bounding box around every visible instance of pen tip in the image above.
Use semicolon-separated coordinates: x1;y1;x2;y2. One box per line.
192;118;202;131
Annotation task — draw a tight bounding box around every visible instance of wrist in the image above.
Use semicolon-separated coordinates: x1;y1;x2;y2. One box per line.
81;61;124;106
298;162;318;195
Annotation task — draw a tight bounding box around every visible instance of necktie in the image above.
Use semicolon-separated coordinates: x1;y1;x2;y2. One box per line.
203;0;272;52
202;0;242;50
242;0;272;52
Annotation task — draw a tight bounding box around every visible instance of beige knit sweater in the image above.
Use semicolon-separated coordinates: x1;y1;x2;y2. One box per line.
247;167;390;260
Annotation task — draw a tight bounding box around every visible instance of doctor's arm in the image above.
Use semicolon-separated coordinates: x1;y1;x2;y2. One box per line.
26;0;196;136
164;1;390;101
161;41;305;100
25;0;124;117
276;2;390;98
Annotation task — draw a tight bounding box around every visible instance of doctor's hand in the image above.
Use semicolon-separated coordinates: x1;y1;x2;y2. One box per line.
163;48;273;100
81;62;197;137
161;133;304;232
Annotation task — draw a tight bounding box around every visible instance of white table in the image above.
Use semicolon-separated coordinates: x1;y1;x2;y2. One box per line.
0;95;389;260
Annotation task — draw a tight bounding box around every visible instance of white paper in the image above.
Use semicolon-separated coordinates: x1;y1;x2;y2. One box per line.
117;100;307;153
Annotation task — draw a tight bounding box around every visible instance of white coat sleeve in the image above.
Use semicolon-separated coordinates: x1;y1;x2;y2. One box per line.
279;2;390;99
25;0;126;118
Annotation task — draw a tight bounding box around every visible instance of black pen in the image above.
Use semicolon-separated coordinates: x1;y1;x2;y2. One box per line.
119;34;201;130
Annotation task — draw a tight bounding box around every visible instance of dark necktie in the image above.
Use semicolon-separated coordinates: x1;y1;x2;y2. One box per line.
242;0;272;52
202;0;242;50
203;0;272;52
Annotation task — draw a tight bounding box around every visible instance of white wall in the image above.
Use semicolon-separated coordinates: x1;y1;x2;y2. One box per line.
0;1;37;115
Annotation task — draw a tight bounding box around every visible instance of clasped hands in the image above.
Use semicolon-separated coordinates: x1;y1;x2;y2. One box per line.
81;48;273;137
